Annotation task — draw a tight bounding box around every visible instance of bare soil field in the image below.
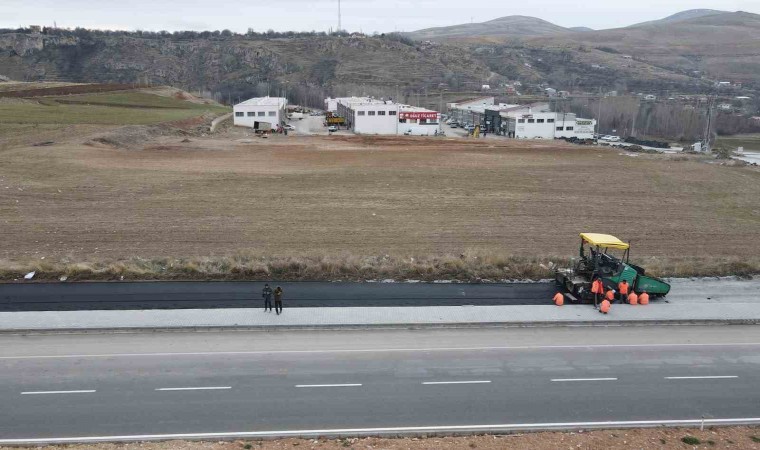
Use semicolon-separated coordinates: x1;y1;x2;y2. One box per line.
1;126;759;280
2;426;759;450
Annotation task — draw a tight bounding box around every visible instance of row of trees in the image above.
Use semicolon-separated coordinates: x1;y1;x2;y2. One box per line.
1;27;420;45
564;97;760;141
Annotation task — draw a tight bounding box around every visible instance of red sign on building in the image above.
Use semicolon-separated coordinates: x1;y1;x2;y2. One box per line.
399;111;439;120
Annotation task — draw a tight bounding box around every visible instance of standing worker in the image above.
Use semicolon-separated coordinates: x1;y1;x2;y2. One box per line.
274;286;284;315
591;276;604;308
639;290;650;305
553;292;564;306
617;279;629;304
262;284;273;312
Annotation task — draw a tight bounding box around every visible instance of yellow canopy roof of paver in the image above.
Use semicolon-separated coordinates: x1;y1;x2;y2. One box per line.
580;233;630;250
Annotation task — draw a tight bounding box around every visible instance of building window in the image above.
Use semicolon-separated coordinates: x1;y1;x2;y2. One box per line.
518;119;525;123
258;111;265;117
537;119;545;123
556;127;564;131
235;112;244;117
528;119;535;123
358;111;365;116
547;119;555;123
389;111;397;116
268;111;276;116
566;126;574;131
247;112;255;117
378;111;386;116
368;111;376;116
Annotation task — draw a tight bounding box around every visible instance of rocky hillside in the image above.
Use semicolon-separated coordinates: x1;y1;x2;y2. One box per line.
0;30;495;106
408;10;760;91
534;11;760;87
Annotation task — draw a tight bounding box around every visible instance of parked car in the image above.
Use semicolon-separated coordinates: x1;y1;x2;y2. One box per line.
449;123;459;128
283;124;296;131
604;135;621;142
464;125;476;132
328;125;338;132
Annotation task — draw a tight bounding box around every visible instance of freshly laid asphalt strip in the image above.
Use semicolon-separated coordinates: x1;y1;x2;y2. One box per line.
0;281;556;311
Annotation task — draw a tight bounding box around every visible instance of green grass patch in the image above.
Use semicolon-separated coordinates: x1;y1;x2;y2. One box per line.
0;91;228;126
716;134;760;151
681;436;700;445
0;101;227;125
750;435;760;443
51;92;218;109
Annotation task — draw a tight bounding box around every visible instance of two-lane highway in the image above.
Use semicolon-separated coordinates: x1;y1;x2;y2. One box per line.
1;326;760;443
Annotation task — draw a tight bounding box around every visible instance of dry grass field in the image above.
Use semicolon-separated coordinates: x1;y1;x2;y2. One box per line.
2;125;759;280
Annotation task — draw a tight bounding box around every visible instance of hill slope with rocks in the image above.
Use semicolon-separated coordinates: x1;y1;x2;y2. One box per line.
0;30;495;106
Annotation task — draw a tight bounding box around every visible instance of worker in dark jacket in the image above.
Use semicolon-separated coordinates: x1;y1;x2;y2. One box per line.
591;277;604;308
262;284;273;312
274;286;284;315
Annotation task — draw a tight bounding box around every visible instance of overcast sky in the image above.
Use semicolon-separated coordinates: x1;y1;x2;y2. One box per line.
3;0;758;33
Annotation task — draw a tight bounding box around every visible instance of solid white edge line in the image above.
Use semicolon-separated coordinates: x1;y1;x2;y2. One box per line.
4;418;760;444
295;384;362;388
551;378;618;382
422;381;492;385
665;376;739;380
155;387;231;391
21;390;96;395
3;342;760;360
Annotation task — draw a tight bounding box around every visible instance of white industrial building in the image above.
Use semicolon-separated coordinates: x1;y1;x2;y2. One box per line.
324;97;340;112
505;110;596;140
233;97;288;128
449;97;596;140
334;97;441;135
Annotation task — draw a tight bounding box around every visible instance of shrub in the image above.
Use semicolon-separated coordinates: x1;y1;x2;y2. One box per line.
681;436;700;445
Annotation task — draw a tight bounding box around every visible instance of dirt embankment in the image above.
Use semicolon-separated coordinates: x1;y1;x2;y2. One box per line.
3;427;759;450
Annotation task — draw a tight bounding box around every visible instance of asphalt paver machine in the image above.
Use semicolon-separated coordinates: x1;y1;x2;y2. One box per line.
555;233;671;303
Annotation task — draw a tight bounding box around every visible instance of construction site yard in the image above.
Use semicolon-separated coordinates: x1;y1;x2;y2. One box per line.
2;427;760;450
1;86;759;280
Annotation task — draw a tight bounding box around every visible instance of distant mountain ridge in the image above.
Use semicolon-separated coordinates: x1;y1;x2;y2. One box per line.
629;9;728;27
407;9;739;41
406;15;568;40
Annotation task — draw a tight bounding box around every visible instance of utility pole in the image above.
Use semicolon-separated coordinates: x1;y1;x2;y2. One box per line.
596;87;604;138
704;96;714;152
338;0;342;32
631;98;640;138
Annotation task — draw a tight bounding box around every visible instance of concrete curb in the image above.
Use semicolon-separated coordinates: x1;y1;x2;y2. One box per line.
2;318;759;335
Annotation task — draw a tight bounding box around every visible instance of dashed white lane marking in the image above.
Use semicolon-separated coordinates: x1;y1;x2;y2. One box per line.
422;381;491;385
295;384;362;388
155;387;231;391
21;390;96;395
551;378;618;382
665;376;738;380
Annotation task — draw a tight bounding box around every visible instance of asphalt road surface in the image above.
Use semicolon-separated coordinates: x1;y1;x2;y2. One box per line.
0;281;555;311
1;326;759;443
